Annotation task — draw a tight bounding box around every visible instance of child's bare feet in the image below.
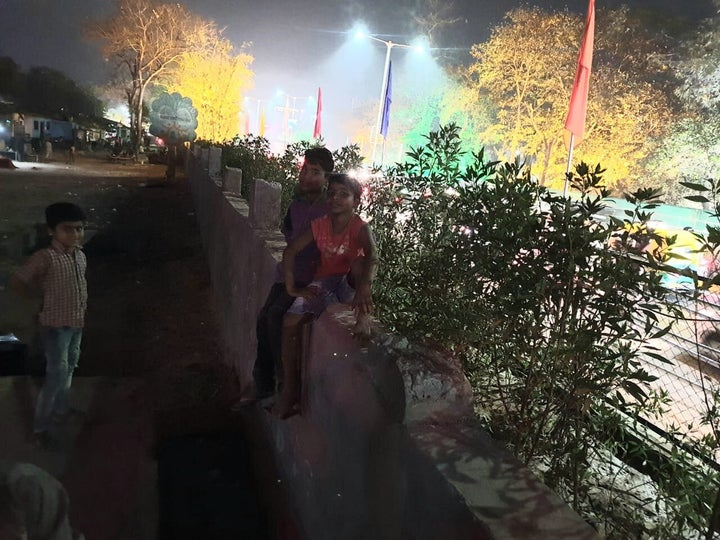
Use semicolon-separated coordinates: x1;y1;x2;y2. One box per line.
271;392;300;419
353;314;372;337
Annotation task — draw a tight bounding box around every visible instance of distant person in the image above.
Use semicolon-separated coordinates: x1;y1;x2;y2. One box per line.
44;139;53;161
0;461;84;539
66;144;75;165
23;135;35;161
248;147;334;404
12;136;23;161
274;173;378;418
11;203;88;448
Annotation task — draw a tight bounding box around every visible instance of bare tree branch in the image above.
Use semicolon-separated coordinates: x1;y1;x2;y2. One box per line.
85;0;218;152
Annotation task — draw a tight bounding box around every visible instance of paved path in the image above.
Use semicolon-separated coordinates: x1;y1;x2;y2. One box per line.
0;162;267;539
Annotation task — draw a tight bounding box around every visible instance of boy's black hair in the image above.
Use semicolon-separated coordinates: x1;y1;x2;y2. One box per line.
45;202;86;229
328;173;363;202
304;147;334;174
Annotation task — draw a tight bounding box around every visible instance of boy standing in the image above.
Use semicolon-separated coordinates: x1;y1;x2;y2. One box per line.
11;202;87;446
274;174;378;418
251;147;334;402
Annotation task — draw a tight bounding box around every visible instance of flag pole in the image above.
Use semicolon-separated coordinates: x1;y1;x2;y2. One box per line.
563;0;595;198
313;87;322;139
372;46;393;166
378;60;393;168
564;133;575;197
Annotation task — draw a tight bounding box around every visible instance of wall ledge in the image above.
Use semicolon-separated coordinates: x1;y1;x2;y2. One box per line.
187;149;598;539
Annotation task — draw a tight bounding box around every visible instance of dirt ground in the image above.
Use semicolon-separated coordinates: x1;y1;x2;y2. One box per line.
0;151;242;435
0;152;274;538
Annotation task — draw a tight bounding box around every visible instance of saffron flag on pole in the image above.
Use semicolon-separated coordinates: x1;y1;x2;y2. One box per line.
564;0;595;147
380;61;393;138
313;87;322;139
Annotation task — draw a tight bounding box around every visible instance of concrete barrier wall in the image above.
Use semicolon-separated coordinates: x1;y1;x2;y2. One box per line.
186;146;598;540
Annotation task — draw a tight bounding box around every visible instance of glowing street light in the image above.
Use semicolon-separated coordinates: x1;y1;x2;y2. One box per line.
355;28;424;165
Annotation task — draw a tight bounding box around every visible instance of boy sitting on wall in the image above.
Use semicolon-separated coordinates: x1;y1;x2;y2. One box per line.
274;173;378;419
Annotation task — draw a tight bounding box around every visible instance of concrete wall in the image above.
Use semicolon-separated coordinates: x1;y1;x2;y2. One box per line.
186;146;598;540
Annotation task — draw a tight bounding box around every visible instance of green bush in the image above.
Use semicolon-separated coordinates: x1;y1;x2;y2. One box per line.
364;123;708;537
220;135;363;223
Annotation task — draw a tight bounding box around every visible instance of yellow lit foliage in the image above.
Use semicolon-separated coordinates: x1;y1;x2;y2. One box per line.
165;38;254;143
86;0;220;150
459;7;674;191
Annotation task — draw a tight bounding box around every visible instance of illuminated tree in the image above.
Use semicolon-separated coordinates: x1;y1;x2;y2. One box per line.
162;38;254;143
674;0;720;114
458;7;676;190
86;0;218;152
644;0;720;202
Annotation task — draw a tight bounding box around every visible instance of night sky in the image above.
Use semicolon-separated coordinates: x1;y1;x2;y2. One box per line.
0;0;714;148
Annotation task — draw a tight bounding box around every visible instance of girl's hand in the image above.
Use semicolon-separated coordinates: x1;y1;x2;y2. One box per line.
352;283;373;315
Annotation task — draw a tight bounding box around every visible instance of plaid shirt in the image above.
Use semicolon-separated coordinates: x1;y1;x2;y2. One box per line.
14;239;87;327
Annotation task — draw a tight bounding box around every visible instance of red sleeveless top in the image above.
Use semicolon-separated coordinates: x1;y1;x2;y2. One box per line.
311;214;366;278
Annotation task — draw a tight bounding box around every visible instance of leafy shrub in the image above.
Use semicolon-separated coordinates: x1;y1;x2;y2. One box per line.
220;135;363;222
363;123;701;536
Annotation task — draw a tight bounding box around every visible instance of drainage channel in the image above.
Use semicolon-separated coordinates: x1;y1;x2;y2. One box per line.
157;430;270;539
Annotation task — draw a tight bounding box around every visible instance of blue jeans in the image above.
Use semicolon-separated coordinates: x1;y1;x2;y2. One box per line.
34;326;83;433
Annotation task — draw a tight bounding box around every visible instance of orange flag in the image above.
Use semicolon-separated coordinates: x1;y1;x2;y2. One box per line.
313;87;322;139
259;106;266;137
564;0;595;147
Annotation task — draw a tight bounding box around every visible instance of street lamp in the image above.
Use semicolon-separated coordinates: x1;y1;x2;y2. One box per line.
355;30;423;165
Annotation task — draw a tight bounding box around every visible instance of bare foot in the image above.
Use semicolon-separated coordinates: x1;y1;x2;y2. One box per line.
271;393;300;419
353;315;372;337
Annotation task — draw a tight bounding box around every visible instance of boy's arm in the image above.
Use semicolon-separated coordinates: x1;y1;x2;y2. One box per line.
281;206;293;241
10;252;48;299
283;228;315;296
10;274;33;297
353;224;379;315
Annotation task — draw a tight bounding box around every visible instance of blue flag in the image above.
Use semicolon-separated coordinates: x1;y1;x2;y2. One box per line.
380;61;392;138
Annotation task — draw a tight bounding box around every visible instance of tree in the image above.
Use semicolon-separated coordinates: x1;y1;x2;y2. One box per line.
644;0;720;202
411;0;461;45
161;37;254;143
673;0;720;115
0;57;21;102
457;7;676;190
22;67;104;119
0;59;103;119
86;0;218;153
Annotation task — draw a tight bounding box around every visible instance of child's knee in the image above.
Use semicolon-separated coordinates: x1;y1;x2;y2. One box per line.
283;312;304;328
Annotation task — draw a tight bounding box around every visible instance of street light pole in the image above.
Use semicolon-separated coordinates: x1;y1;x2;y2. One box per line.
358;32;420;166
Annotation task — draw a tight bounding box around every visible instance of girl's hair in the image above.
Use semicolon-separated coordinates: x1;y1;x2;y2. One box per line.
327;173;362;201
